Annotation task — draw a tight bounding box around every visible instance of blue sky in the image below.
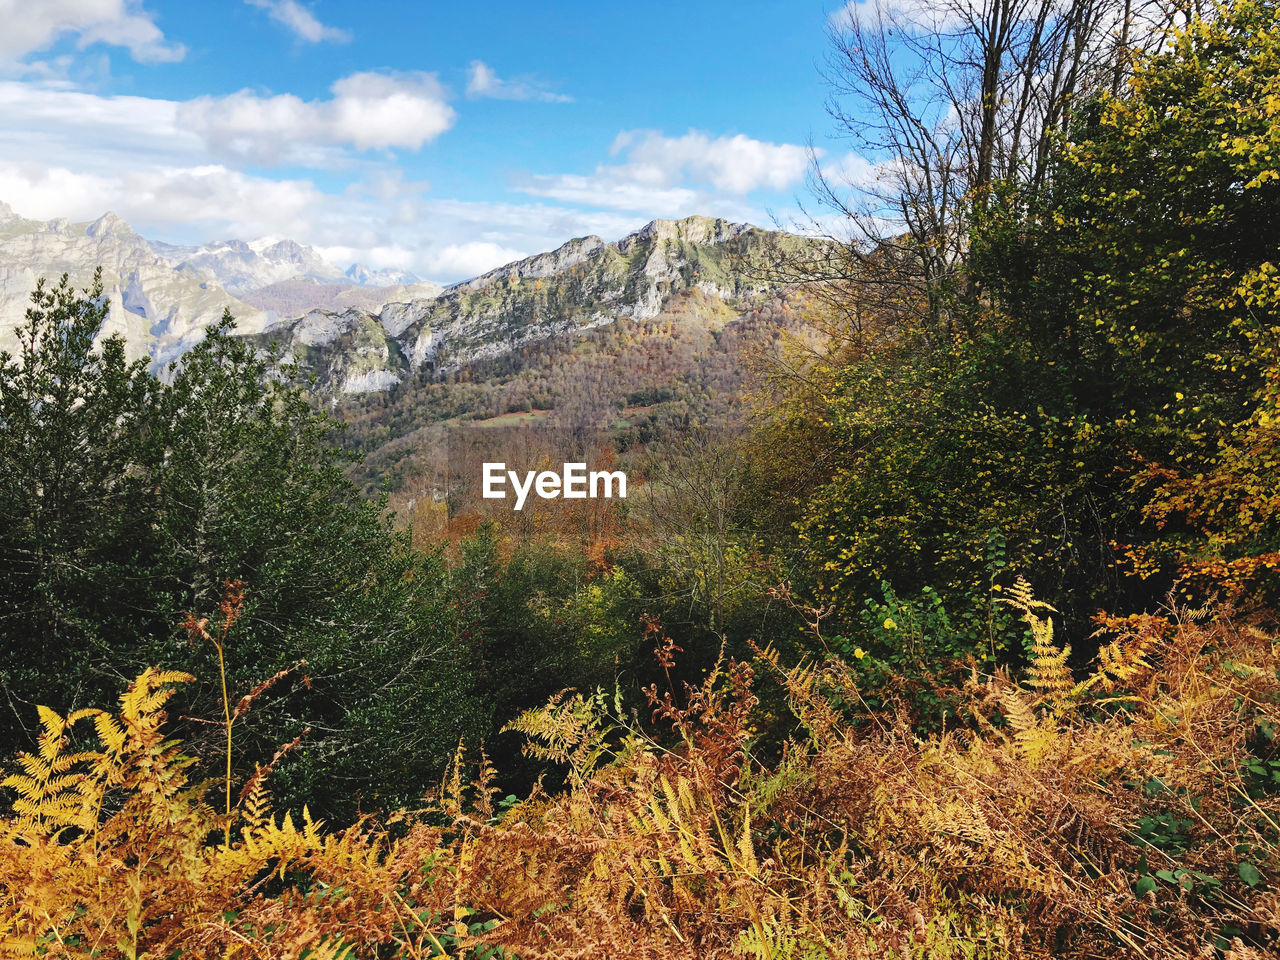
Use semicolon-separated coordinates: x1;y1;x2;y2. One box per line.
0;0;861;281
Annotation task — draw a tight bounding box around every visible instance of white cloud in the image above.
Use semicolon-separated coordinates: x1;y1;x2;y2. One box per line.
517;129;810;216
610;130;811;194
0;162;323;236
830;0;972;32
818;150;878;188
830;0;1129;36
423;241;527;278
0;159;542;281
0;79;561;282
0;74;456;178
517;172;699;214
178;71;456;166
0;74;456;174
421;199;648;249
0;0;184;64
0;80;203;180
245;0;350;44
465;61;572;103
0;154;661;285
327;73;453;149
0;164;115;220
465;61;498;95
0;82;804;286
318;243;418;271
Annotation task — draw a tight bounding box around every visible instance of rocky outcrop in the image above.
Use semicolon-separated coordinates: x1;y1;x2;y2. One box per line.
0;203;446;369
249;216;807;394
0;207;269;365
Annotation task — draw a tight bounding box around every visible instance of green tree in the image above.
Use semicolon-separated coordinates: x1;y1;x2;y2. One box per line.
776;0;1280;655
0;273;159;742
971;0;1280;602
0;280;482;816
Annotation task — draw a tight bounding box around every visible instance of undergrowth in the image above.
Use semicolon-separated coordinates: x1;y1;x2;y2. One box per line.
2;581;1279;958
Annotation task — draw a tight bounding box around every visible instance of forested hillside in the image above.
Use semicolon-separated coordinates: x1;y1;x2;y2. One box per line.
2;0;1280;957
247;216;816;522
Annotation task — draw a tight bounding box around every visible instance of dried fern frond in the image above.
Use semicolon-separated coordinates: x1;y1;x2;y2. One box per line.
502;687;617;785
998;577;1077;708
1087;612;1170;694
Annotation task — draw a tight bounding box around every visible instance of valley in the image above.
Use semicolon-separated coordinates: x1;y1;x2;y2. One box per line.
0;201;819;533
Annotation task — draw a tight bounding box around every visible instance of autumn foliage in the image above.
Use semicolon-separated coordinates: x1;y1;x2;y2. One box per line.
2;582;1278;958
4;2;1280;957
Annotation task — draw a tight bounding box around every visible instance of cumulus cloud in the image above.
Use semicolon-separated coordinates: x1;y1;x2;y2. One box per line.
178;71;456;166
0;81;804;285
0;73;455;172
0;79;465;278
245;0;350;44
0;80;200;173
0;157;591;281
0;79;601;282
0;161;323;238
610;130;811;194
517;129;809;215
465;61;572;103
0;0;185;64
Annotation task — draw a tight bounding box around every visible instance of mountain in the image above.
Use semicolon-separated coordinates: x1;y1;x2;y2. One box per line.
0;202;442;367
239;276;444;321
153;237;347;296
0;202;272;365
256;215;819;509
150;237;422;296
249;216;807;395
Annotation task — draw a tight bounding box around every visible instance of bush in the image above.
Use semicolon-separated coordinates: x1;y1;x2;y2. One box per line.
4;584;1278;958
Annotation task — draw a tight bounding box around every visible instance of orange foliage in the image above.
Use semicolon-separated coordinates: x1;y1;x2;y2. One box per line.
3;595;1280;958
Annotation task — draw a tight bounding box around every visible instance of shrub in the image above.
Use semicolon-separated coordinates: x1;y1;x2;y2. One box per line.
4;585;1279;957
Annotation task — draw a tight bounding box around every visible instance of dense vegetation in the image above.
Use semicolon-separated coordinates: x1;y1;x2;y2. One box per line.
2;0;1280;956
0;284;487;814
4;592;1278;958
336;287;808;509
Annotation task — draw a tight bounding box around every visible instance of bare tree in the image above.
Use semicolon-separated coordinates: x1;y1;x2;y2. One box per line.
800;0;1181;344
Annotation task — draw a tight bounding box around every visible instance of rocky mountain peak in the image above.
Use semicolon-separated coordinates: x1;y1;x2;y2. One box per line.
626;216;751;250
258;239;311;261
86;211;133;240
250;214;811;394
453;234;606;293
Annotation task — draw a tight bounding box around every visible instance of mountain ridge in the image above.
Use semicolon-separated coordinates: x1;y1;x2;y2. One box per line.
0;203;442;366
249;215;807;394
0;204;811;397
